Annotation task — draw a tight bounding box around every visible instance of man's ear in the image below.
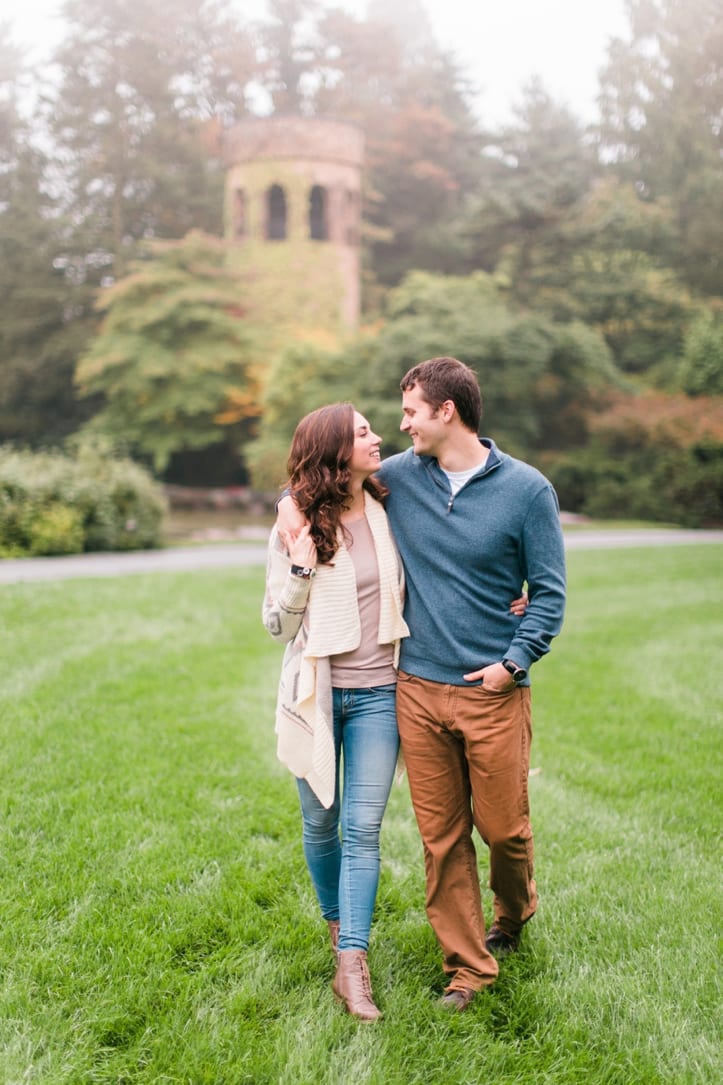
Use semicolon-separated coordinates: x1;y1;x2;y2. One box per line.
440;399;456;423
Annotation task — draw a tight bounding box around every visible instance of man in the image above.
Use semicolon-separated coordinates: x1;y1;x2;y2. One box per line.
279;357;566;1011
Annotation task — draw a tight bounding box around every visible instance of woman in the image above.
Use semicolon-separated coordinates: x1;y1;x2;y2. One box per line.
262;402;408;1022
263;403;528;1021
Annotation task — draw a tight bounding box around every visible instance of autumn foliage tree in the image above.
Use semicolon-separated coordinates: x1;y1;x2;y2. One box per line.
75;231;260;474
263;0;485;287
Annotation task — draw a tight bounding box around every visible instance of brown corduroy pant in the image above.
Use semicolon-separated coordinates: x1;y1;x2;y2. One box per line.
396;671;537;991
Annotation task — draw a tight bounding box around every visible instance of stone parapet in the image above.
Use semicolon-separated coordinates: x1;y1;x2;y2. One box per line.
223;115;364;168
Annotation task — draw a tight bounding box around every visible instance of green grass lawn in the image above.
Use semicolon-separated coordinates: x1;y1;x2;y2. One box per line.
0;546;720;1084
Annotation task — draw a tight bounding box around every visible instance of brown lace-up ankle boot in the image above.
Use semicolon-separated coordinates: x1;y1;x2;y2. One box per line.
332;950;382;1021
327;919;340;956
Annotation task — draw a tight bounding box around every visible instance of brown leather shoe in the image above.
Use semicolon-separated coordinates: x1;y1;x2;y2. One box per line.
438;987;477;1012
327;919;340;955
485;923;520;957
332;950;382;1021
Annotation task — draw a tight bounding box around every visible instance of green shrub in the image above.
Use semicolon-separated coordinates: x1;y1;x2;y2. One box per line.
546;394;723;527
0;446;167;557
72;448;168;551
549;449;723;527
28;503;85;556
0;492;36;555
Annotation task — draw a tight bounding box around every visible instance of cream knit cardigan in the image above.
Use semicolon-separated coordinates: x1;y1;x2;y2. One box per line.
262;491;410;808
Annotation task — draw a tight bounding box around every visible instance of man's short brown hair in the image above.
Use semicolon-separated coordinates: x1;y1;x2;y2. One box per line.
400;357;482;433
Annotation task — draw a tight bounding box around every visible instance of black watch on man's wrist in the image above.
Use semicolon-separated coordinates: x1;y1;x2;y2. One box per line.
502;658;527;683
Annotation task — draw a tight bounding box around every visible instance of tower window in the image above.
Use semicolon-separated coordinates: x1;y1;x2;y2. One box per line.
309;184;328;241
266;184;287;240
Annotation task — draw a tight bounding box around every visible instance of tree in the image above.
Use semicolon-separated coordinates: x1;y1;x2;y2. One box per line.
75;231;260;473
547;176;700;377
342;2;483;287
246;269;623;488
253;0;328;114
244;340;366;490
0;151;103;446
465;82;602;302
0;26;99;446
679;312;723;395
599;0;723;296
461;85;704;376
371;270;622;455
46;0;256;276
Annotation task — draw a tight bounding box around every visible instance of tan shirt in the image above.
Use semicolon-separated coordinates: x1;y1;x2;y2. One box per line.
330;515;397;688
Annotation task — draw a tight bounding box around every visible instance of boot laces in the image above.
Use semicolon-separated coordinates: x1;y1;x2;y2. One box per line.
354;955;374;999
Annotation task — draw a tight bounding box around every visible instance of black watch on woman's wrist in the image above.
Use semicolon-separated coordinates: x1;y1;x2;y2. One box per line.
290;564;315;580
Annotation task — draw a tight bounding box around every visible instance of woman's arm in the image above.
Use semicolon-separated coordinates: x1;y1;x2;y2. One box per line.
261;524;317;643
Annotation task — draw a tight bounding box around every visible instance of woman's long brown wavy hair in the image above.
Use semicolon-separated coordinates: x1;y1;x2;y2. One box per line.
286;403;388;564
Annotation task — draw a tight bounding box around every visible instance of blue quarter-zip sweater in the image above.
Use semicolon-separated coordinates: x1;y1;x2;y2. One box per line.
377;439;566;686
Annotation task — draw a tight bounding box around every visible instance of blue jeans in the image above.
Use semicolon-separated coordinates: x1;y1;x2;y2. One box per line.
296;684;399;952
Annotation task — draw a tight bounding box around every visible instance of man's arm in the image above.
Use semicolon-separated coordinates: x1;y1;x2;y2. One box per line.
463;484;565;687
506;484;566;672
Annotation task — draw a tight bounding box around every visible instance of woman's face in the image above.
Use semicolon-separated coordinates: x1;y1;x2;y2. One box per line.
348;411;382;478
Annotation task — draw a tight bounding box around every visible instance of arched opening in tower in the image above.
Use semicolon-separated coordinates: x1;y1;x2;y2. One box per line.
266;184;287;240
309;184;329;241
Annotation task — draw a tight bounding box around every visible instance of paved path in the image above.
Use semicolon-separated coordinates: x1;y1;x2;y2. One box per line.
562;528;723;550
0;530;721;583
0;544;269;583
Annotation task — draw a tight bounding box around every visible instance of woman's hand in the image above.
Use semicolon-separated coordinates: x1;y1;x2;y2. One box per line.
277;494;308;549
509;591;528;617
288;523;317;571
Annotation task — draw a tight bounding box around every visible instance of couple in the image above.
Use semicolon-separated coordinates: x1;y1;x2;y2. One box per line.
262;357;566;1020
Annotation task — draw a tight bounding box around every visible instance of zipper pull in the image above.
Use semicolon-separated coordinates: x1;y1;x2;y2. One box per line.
446;495;454;512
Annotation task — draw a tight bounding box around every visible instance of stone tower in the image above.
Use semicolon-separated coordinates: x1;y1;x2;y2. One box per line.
223;116;364;337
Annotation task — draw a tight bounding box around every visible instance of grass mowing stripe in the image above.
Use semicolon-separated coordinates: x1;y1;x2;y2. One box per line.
0;548;720;1083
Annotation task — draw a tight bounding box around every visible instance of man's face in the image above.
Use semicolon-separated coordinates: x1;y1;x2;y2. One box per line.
400;385;446;456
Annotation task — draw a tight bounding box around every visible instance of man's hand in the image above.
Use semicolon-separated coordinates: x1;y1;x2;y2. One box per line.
463;661;515;690
277;493;308;549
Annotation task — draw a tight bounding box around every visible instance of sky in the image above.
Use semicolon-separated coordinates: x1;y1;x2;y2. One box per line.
7;0;631;126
